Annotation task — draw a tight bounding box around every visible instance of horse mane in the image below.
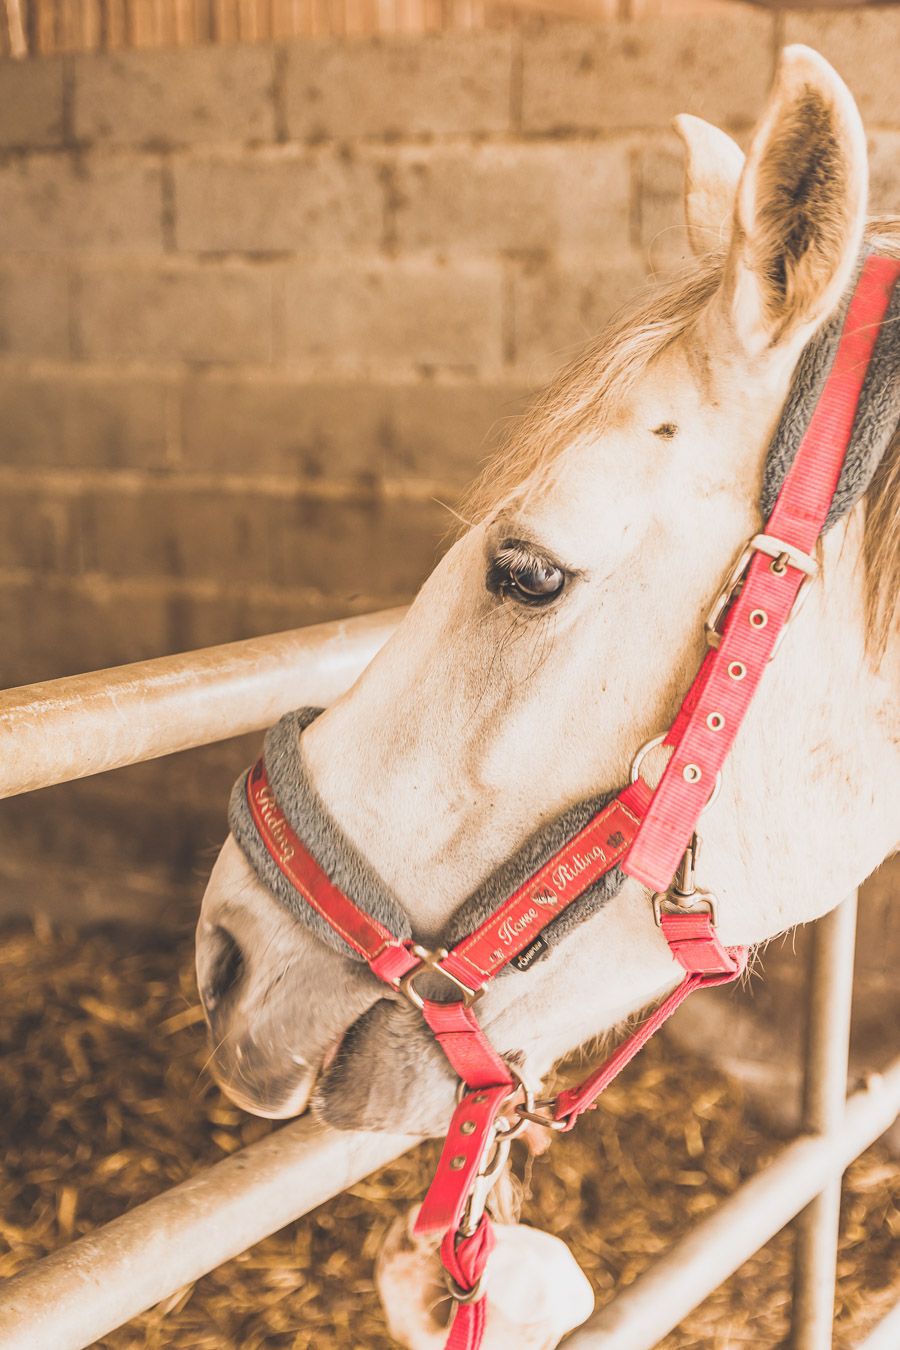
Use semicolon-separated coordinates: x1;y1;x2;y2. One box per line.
467;219;900;663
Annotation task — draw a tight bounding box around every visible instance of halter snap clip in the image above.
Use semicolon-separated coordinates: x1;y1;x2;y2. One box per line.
652;833;718;927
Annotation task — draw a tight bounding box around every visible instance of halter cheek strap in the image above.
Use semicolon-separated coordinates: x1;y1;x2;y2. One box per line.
231;253;900;1349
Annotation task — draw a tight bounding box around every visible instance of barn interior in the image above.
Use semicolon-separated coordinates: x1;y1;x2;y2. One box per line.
0;2;898;1347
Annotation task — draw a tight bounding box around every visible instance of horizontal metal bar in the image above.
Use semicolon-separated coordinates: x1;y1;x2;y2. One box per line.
0;1116;415;1350
564;1054;900;1349
856;1299;900;1349
0;608;405;799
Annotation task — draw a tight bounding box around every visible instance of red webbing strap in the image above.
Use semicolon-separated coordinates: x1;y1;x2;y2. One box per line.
660;912;740;974
441;781;652;992
245;760;415;976
421;1002;514;1090
441;1220;495;1350
416;1084;512;1234
554;915;746;1130
623;255;900;893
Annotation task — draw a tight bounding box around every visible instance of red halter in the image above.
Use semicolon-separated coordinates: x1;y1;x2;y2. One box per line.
242;255;899;1349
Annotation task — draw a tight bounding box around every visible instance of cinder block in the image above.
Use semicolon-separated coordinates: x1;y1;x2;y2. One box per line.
0;258;71;358
868;132;900;215
180;373;533;486
510;256;650;379
0;481;80;576
0;56;64;148
521;16;773;133
0;577;172;684
390;141;632;254
76;261;275;364
284;32;512;140
172;146;385;254
80;485;452;594
783;12;900;126
180;374;394;479
637;139;695;272
0;368;174;468
274;494;452;594
163;589;366;654
280;260;504;372
0;153;164;253
387;380;534;484
73;45;276;147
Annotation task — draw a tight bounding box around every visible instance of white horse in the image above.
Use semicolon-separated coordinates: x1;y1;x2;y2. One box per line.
196;45;899;1347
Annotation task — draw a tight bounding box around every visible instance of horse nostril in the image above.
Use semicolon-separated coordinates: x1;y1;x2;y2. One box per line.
203;926;245;1011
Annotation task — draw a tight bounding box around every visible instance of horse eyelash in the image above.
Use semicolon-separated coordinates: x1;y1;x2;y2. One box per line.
493;544;542;574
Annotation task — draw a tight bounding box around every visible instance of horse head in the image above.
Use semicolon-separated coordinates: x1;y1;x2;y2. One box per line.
196;46;899;1135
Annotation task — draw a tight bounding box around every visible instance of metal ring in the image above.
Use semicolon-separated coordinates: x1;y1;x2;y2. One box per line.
515;1099;567;1132
445;1268;489;1305
700;772;722;815
493;1061;536;1141
630;733;667;784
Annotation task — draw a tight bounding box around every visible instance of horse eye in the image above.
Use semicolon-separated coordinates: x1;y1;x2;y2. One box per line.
488;545;567;607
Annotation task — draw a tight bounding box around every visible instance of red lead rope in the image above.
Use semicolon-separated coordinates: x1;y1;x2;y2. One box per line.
242;253;900;1349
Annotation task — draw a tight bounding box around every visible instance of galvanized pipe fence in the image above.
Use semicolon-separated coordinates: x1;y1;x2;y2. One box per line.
0;609;896;1349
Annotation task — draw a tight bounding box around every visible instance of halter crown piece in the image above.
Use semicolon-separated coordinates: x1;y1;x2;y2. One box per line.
230;255;900;1350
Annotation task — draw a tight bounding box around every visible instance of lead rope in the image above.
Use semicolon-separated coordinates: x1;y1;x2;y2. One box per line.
238;254;900;1350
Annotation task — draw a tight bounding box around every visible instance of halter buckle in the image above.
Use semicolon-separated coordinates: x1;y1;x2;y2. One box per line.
397;945;483;1011
705;533;817;651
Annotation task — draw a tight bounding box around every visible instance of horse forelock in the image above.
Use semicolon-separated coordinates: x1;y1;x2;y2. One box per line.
466;220;900;666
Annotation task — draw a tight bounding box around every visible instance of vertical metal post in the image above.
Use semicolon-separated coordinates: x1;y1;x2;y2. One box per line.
791;891;858;1350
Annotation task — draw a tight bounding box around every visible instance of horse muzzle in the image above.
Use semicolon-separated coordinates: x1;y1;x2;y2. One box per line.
312;998;461;1136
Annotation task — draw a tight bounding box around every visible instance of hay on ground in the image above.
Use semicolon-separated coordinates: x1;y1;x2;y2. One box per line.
0;917;897;1349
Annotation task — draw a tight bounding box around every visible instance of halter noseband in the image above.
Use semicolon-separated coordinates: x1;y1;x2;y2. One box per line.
230;255;900;1349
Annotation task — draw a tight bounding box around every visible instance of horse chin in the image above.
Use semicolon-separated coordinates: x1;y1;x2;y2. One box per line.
206;1040;318;1121
217;1078;313;1120
311;1000;459;1137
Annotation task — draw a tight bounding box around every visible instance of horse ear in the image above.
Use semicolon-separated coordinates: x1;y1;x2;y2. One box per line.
721;45;868;357
673;114;744;258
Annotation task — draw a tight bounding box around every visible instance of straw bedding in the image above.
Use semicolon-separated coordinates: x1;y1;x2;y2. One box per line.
1;917;897;1349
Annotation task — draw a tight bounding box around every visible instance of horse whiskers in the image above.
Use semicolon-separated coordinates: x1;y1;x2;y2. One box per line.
194;1026;233;1090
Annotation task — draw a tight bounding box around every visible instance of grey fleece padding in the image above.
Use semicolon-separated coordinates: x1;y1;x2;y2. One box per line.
230;264;899;965
229;705;626;962
229;708;411;962
761;262;900;531
443;791;625;952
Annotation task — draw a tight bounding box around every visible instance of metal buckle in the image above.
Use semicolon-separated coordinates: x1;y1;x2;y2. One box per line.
397;945;482;1011
652;832;719;927
705;533;817;650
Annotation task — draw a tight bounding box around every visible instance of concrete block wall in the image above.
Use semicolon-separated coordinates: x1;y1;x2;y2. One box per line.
0;7;898;919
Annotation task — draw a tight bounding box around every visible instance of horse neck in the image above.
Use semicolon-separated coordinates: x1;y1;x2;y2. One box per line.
706;505;899;948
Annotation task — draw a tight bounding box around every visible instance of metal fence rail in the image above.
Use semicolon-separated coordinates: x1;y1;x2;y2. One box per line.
0;607;404;798
0;609;896;1349
0;1118;415;1350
